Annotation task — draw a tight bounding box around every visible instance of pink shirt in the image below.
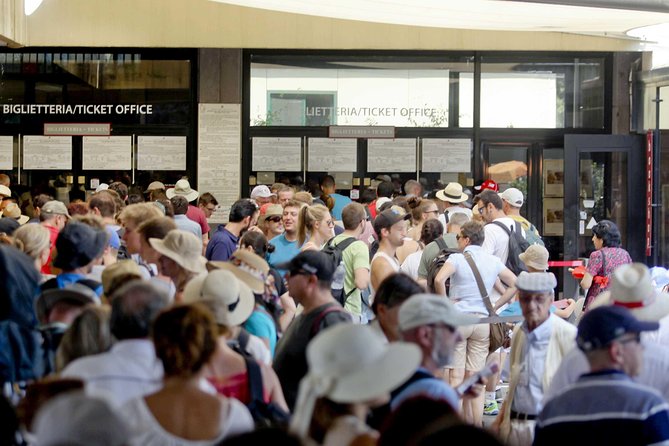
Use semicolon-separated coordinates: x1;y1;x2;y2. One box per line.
186;204;210;236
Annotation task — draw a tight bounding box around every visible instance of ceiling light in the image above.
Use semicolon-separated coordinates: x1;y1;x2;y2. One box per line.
25;0;44;16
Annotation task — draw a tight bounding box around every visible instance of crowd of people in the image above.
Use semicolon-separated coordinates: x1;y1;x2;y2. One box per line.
2;172;669;446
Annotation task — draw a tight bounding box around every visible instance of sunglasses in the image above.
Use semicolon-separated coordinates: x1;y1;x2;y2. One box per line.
477;205;485;215
267;216;282;223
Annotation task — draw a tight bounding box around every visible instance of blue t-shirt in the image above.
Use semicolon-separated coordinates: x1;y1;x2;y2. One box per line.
330;193;352;221
205;225;238;262
267;233;301;277
243;309;277;357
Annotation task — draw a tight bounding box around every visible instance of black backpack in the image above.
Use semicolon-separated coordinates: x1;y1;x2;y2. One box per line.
243;356;290;429
321;236;358;306
426;237;459;293
490;221;530;275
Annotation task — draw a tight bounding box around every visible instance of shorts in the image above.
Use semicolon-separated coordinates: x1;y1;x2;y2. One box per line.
451;322;490;372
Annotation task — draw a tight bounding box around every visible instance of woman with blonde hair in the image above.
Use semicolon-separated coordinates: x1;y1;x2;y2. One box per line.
396;197;439;264
13;223;52;278
297;204;334;252
55;305;112;372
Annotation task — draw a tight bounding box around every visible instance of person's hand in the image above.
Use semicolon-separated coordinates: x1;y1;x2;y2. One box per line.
462;382;485;400
247;225;263;234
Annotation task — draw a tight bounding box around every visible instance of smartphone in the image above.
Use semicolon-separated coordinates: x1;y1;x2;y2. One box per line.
455;362;499;396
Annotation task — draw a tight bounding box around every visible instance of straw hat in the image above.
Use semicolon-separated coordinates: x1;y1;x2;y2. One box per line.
290;324;421;438
519;245;549;271
0;184;10;198
149;230;207;274
207;249;269;294
436;182;468;203
590;263;669;322
144;181;166;193
101;260;142;297
2;202;28;225
166;179;199;202
258;203;283;225
183;270;255;327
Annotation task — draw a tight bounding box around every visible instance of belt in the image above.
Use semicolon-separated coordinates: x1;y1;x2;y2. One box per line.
510;410;537;421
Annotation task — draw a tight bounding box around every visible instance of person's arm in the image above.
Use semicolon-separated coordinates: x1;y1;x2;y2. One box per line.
278;292;296;332
370;258;396;292
434;262;456;296
580;273;593;291
353;267;370;290
493;268;518;311
261;364;289;412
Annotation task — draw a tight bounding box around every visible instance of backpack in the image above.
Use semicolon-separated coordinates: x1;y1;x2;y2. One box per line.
229;328;253;357
243;356;290;429
426;237;459;293
490;221;530;275
524;223;544;247
321;237;358;306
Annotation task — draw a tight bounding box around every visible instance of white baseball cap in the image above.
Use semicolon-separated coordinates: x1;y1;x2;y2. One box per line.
500;188;524;207
251;185;276;199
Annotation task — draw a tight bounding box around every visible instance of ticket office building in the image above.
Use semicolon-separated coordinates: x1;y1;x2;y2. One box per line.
0;48;653;295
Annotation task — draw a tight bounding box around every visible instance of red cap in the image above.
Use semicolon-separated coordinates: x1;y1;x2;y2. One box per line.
474;179;499;192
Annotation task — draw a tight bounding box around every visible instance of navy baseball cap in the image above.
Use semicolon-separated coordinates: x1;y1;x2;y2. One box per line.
277;250;334;282
577;305;658;352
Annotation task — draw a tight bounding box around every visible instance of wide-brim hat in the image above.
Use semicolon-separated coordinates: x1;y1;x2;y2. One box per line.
2;203;29;225
166;179;199;202
436;182;468;203
144;181;166;193
207;249;269;294
399;294;480;331
36;283;100;322
258;203;283;225
302;323;420;404
590;263;669;322
183;270;255;327
519;245;549;271
149;230;207;274
0;184;11;198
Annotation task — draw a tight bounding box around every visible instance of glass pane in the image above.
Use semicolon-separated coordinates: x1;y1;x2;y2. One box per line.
488;146;529;209
577;152;628;259
542;148;565;239
250;56;474;127
480;57;605;129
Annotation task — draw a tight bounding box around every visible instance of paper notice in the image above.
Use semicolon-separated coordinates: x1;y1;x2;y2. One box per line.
421;138;471;173
82;136;132;170
23;136;72;170
252;137;302;172
0;136;13;170
368;139;416;172
308;138;357;172
137;136;187;171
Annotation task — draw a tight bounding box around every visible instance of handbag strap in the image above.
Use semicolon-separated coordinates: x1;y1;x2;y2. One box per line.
464;252;496;317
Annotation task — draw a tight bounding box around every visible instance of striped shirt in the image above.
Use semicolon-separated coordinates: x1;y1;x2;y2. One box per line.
535;370;669;446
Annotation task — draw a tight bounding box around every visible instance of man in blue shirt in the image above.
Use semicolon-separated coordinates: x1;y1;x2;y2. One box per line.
535;306;669;446
320;175;351;221
206;198;259;262
268;200;303;277
392;293;481;411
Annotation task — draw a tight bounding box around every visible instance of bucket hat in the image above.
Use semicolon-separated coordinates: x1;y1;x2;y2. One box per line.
0;184;10;198
2;202;29;225
208;249;270;293
519;245;549;271
290;324;421;438
166;179;199;202
183;270;255;327
36;283;100;322
590;263;669;322
436;182;468;203
149;229;207;274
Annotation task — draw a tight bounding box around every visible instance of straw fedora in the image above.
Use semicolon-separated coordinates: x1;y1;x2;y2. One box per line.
2;202;29;225
166;179;199;202
183;270;255;327
436;182;468;203
149;230;207;274
290;324;421;438
0;184;10;198
207;249;269;294
519;245;549;271
590;263;669;322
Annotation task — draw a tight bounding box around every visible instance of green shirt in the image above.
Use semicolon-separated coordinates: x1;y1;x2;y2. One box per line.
417;233;458;279
331;234;370;315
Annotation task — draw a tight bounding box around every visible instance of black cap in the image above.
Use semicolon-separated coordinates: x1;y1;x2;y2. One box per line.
373;207;410;235
53;222;109;271
577;306;658;352
277;250;335;283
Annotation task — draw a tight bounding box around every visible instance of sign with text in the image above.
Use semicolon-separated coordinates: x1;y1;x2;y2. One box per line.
44;123;111;136
329;126;395;139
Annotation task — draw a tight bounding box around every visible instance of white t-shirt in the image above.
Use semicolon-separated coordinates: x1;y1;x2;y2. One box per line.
446;245;505;314
400;250;423;279
121;396;253;446
481;217;523;264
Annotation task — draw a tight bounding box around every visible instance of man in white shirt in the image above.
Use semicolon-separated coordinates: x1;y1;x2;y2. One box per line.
477;189;522;264
61;281;170;407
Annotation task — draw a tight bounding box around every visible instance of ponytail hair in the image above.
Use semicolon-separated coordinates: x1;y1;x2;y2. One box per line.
297;204;330;246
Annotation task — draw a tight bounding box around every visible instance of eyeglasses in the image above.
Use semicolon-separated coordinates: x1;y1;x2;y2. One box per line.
205;206;217;212
456;233;466;241
615;333;642;346
267;216;282;223
425;209;439;215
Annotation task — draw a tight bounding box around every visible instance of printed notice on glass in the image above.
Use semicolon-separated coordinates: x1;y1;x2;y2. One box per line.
308;138;357;172
252;137;301;172
421;139;471;173
368;139;416;172
0;136;12;170
23;136;72;170
137;136;187;171
82;136;132;170
198;104;242;224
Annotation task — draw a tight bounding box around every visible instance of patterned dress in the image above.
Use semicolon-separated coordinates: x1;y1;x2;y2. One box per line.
584;246;632;309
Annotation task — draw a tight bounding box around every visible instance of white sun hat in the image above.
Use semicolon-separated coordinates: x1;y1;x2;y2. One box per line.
591;263;669;322
149;229;207;274
290;323;421;438
436;182;468;204
166;179;199;202
182;270;255;327
207;249;270;294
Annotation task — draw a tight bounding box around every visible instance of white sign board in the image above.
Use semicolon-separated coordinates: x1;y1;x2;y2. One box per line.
82;136;132;170
0;136;13;170
23;136;72;170
198;103;242;224
308;138;357;172
421;138;471;173
367;139;416;172
137;136;187;171
252;137;302;172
